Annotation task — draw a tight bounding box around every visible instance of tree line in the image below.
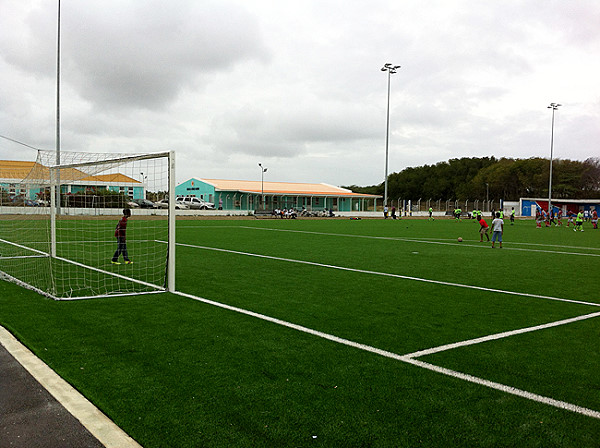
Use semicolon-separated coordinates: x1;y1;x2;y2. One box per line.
344;157;600;202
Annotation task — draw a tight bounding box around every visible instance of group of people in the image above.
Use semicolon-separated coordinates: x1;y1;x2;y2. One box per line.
535;207;597;231
383;205;398;219
273;208;298;219
568;209;598;230
535;207;565;228
477;212;505;248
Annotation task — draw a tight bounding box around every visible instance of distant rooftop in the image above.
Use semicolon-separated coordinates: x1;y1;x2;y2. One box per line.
198;179;380;197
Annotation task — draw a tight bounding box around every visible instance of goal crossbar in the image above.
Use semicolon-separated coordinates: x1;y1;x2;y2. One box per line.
48;151;171;171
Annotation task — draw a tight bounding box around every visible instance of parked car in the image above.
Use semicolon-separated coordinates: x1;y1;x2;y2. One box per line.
127;201;140;208
154;198;188;210
133;198;155;208
176;196;215;210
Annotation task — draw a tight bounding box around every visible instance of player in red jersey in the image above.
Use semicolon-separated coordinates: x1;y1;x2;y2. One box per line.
112;209;132;265
478;215;490;242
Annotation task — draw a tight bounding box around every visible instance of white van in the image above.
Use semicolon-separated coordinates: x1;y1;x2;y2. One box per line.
176;196;215;210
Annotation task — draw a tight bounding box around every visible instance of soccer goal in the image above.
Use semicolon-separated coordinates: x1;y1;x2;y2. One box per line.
0;150;176;300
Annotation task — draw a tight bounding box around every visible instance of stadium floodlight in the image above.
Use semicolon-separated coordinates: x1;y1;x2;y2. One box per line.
0;150;176;300
381;63;401;207
547;103;561;218
258;163;267;210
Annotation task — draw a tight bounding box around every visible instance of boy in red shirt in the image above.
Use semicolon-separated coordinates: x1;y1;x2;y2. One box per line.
112;209;132;265
478;215;490;242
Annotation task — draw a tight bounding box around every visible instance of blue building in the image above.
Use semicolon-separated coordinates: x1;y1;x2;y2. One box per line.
520;198;600;216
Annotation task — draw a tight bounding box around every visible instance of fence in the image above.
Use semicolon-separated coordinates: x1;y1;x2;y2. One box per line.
382;199;501;214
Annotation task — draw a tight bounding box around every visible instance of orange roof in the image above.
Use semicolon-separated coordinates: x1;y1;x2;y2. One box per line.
199;179;380;197
80;173;140;184
0;160;139;184
0;161;38;180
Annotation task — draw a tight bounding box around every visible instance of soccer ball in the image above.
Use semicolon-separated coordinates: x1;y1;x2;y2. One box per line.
458;237;463;242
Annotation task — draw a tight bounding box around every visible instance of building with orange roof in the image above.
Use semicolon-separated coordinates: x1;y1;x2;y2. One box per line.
0;160;143;203
176;178;380;212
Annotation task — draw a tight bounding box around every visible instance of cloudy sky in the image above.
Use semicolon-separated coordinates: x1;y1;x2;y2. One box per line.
1;0;599;187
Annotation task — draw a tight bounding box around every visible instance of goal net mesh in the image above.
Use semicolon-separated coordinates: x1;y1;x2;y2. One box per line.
0;150;172;300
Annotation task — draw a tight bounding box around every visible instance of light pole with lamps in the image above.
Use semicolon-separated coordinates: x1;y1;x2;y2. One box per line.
140;172;147;199
381;63;401;208
258;163;267;210
547;103;561;217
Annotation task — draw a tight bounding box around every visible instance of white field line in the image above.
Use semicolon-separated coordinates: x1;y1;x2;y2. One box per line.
235;226;600;257
169;241;600;309
24;240;157;245
0;237;164;299
0;255;47;260
0;237;50;256
403;357;600;419
173;289;600;419
179;223;600;252
404;311;600;358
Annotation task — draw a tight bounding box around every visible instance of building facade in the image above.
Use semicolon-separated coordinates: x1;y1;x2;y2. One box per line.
176;178;381;212
0;160;144;203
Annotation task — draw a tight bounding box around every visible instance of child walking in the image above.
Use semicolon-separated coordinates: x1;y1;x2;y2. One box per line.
491;212;504;248
112;209;133;265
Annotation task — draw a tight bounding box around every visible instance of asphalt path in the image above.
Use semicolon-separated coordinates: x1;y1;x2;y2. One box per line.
0;326;141;448
0;343;104;448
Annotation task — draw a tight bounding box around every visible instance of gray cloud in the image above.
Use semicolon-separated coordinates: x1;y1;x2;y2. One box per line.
1;0;599;187
1;0;270;110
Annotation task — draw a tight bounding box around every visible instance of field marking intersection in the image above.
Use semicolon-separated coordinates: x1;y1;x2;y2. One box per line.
170;239;600;419
174;289;600;420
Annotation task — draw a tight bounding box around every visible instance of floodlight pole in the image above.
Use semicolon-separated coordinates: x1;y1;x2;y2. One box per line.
547;103;561;217
381;63;400;207
259;163;267;210
55;0;61;215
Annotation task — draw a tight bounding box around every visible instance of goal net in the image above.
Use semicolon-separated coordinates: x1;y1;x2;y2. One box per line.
0;150;175;300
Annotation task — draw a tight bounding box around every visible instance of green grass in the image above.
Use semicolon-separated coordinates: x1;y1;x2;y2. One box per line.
1;217;600;447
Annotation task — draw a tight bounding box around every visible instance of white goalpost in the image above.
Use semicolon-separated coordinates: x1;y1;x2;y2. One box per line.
0;150;175;300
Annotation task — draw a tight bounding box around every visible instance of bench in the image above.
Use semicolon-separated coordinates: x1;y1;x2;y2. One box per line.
253;210;276;219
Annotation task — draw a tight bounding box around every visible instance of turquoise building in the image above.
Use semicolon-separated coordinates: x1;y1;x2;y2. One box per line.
0;160;144;202
176;178;380;212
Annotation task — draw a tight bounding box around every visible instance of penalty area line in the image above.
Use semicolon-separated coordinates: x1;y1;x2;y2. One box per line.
236;226;600;257
164;241;600;309
173;289;600;420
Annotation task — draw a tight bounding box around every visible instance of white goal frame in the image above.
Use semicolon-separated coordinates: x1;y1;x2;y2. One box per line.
0;150;176;300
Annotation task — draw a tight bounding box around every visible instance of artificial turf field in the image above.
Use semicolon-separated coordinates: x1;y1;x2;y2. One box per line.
1;216;600;447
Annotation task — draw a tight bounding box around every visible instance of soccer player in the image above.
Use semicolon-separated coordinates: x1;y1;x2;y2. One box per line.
491;212;504;248
428;207;434;221
556;209;563;226
112;209;132;265
549;209;556;227
510;207;515;225
574;211;584;232
478;215;490;242
592;209;598;229
567;210;574;227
